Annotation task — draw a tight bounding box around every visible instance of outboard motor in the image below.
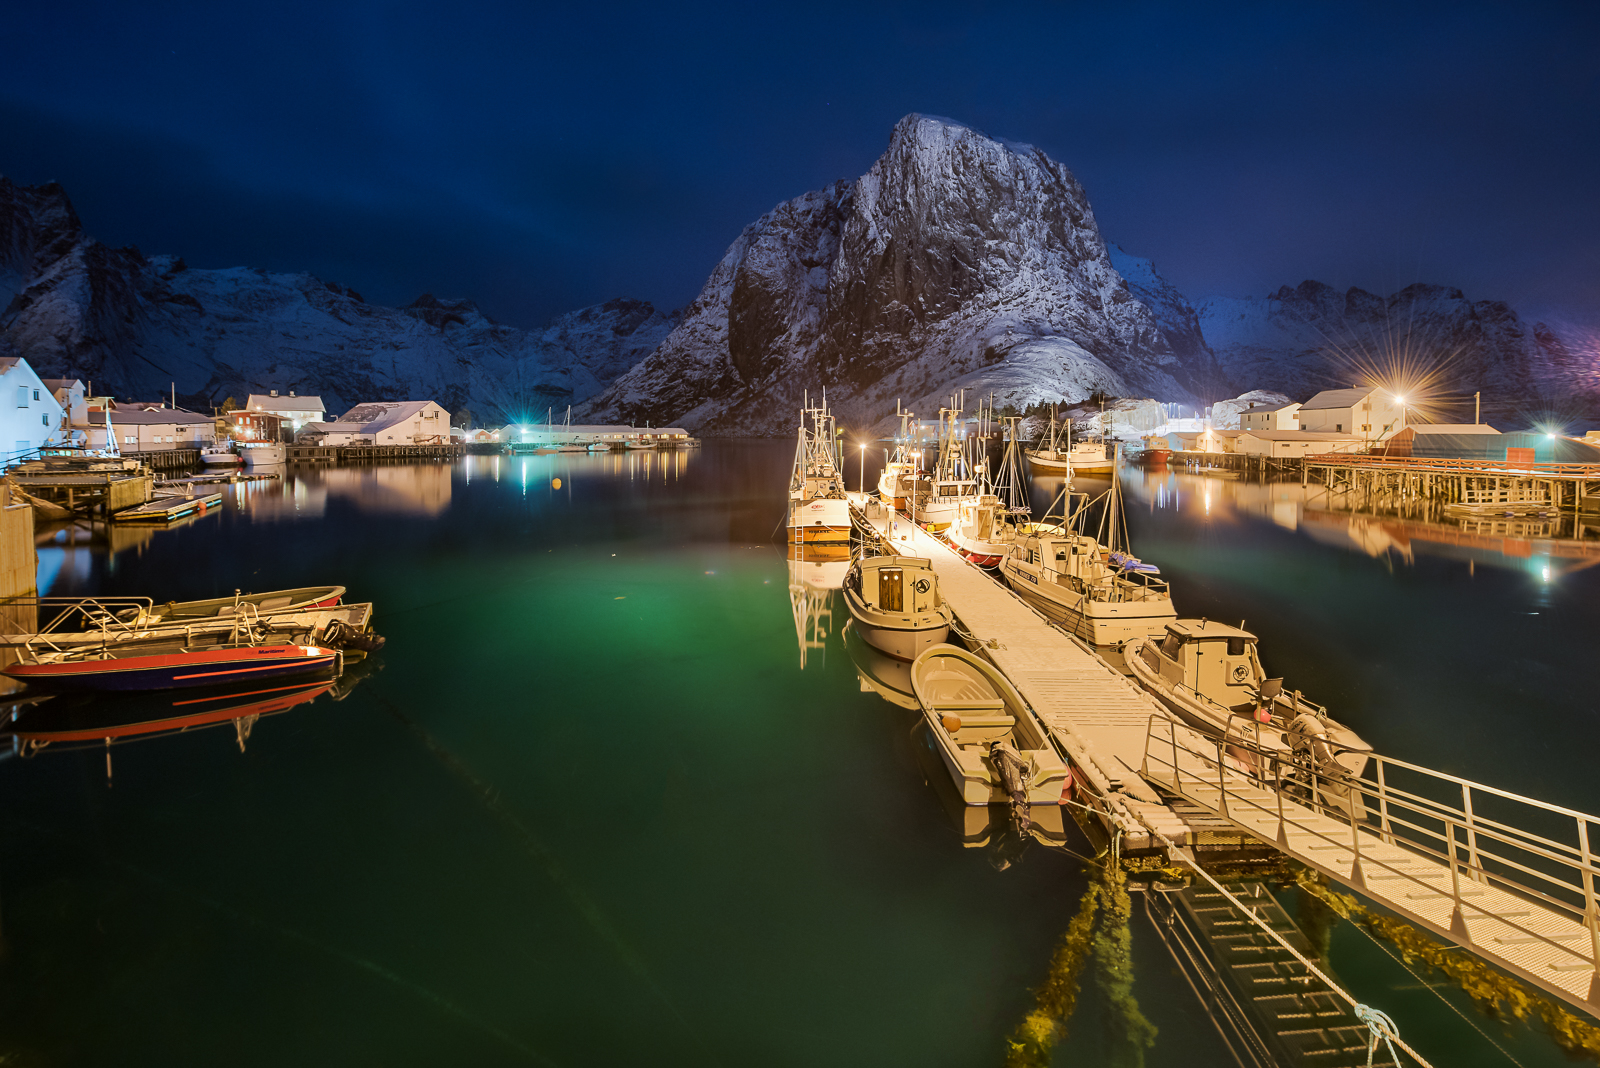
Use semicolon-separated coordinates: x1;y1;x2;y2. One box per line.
321;619;387;654
1284;712;1342;775
990;739;1034;832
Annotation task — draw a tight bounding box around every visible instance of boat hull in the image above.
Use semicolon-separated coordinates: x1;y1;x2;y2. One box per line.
201;454;243;467
945;528;1007;567
1000;563;1176;652
5;644;341;692
788;497;851;543
843;596;951;662
1024;450;1071;474
240;443;286;465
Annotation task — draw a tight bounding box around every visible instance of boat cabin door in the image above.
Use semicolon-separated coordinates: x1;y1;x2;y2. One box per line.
879;568;903;612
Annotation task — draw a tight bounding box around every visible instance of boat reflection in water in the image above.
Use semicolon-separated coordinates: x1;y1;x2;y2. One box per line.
787;544;848;668
2;660;377;773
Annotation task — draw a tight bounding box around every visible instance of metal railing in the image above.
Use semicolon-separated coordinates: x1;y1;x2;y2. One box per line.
1142;715;1600;976
1304;453;1600;478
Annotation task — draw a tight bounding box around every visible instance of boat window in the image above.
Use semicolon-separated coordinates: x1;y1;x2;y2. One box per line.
1227;637;1248;657
1159;633;1183;659
880;569;903;612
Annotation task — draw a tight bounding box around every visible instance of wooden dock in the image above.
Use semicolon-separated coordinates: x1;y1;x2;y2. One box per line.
848;489;1600;1019
286;443;464;464
112;490;223;524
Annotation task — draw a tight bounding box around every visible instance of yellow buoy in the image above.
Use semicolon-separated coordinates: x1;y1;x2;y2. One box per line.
941;714;962;733
552;477;562;489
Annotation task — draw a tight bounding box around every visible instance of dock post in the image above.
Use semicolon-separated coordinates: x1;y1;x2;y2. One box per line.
1462;783;1481;880
1349;781;1365;887
1215;734;1228;818
1579;819;1600;996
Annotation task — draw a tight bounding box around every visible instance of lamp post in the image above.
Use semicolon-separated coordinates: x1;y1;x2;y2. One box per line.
1395;395;1406;433
860;443;866;495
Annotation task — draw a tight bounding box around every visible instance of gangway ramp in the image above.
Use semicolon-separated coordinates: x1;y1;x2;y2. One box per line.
1144;716;1600;1017
850;495;1203;847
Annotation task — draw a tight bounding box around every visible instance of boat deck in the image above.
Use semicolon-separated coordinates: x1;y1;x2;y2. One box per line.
113;491;223;524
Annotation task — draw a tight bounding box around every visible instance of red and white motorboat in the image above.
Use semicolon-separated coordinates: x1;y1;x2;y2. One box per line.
5;642;341;692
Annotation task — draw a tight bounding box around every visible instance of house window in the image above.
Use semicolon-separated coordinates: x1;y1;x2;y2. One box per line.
15;387;27;407
41;414;48;426
32;389;39;401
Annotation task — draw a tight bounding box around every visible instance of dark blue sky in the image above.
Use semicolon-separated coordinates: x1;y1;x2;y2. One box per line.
3;2;1597;328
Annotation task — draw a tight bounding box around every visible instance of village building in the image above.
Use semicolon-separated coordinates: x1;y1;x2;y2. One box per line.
82;404;217;453
42;378;87;424
223;409;284;443
0;357;68;462
1236;430;1365;458
1296;387;1404;443
1170;427;1243;453
298;400;450;446
246;392;326;438
1238;400;1301;432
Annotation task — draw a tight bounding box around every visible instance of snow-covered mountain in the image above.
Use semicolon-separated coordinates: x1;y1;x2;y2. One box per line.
581;115;1228;435
1197;281;1571;416
0;178;675;420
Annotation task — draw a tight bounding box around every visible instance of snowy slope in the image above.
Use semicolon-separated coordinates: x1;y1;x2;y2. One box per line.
581;115;1221;435
0;178;675;420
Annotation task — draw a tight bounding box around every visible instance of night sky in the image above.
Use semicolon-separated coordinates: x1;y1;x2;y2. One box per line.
3;3;1597;329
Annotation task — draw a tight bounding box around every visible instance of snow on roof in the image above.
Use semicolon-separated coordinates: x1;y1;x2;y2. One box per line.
247;393;325;412
1239;430;1362;441
302;421;369;433
1300;388;1379;411
1242;401;1301;414
41;378;83;391
1411;423;1501;434
340;400;441;434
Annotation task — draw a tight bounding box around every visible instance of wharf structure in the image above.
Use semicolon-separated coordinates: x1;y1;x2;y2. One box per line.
848;491;1600;1020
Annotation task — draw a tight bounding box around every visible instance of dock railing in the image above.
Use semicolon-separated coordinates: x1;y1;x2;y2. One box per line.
1305;453;1600;479
1142;715;1600;981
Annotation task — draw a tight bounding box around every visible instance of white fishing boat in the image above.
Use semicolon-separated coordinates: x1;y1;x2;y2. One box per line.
945;409;1027;566
239;441;286;466
998;467;1176;654
841;555;952;661
200;441;243;467
910;645;1069;824
916;405;979;531
1023;412;1072;475
1123;619;1371;816
786;401;851;545
876;407;925;510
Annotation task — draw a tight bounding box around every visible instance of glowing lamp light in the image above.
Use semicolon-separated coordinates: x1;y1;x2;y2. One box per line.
1547;433;1557;440
1394;395;1406;405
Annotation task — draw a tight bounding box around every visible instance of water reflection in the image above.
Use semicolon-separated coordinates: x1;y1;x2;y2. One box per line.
1124;465;1600;576
787;544;845;668
3;661;375;776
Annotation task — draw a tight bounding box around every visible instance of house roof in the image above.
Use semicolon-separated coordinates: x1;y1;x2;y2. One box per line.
106;408;214;426
41;378;83;391
1242;401;1301;414
340;400;442;434
247;394;325;412
1410;423;1501;435
0;358;20;374
1300;388;1379;411
301;421;370;434
1239;430;1361;441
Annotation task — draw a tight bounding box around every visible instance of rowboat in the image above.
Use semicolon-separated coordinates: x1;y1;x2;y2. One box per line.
842;555;952;661
112;586;345;626
910;645;1068;825
5;642;341;692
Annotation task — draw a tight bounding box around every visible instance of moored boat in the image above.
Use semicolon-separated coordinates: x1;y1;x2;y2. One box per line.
5;642;341;692
1122;619;1372;780
113;586;346;626
1140;435;1171;465
239;441;286;465
910;645;1069;824
200;442;243;466
842;554;952;661
787;401;851;545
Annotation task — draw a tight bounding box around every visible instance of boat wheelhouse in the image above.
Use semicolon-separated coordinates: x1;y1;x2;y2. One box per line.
842;554;952;661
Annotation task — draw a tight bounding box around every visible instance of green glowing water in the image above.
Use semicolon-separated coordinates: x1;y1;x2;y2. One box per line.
1;445;1595;1066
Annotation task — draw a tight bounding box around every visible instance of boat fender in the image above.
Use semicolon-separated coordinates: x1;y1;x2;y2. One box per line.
941;713;962;733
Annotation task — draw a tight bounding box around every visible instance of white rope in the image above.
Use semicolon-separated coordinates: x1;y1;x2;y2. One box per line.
1156;833;1435;1068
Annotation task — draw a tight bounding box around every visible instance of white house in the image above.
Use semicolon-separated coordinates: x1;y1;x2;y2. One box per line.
247;392;326;438
42;378;87;424
83;405;217;453
1238;401;1301;433
1236;430;1365;458
1171;427;1243;453
337;400;451;445
0;357;68;462
1297;388;1404;443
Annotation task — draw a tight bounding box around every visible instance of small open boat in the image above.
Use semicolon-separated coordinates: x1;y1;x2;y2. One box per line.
911;645;1068;825
842;555;952;661
109;586;345;626
4;642;341;692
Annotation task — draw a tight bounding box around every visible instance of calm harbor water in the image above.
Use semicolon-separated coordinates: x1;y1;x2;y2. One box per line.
2;443;1597;1066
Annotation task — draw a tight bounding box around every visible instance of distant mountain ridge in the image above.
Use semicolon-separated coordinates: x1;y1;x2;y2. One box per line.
0;177;676;420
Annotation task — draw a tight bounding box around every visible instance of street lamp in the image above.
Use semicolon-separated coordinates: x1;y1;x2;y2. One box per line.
1394;395;1406;433
860;442;866;495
